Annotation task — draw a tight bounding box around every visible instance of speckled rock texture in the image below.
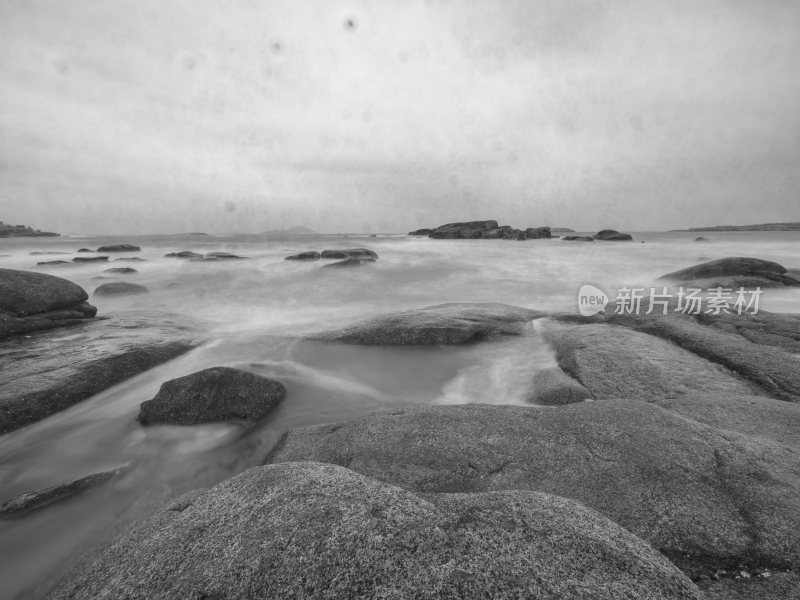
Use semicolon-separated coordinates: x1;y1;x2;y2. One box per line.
47;462;702;600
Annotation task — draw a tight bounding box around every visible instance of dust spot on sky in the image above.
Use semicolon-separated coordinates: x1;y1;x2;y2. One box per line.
343;16;358;32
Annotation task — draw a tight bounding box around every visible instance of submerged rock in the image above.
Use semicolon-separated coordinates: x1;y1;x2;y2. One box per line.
284;251;320;261
47;462;701;600
138;367;286;426
36;260;70;265
593;229;633;241
694;237;710;242
321;257;375;268
268;402;800;578
203;252;247;260
658;256;799;288
93;282;149;296
312;302;545;345
561;235;594;242
103;267;137;274
0;464;132;519
0;268;97;339
320;248;379;260
96;244;141;252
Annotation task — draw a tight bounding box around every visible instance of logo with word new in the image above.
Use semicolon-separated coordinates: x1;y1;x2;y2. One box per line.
578;284;609;316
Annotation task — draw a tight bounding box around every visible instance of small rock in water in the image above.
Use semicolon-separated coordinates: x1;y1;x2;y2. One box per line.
592;229;634;241
93;282;150;296
0;464;132;519
73;256;109;263
320;248;378;260
138;366;286;426
36;260;70;265
96;244;141;252
203;251;247;259
284;251;321;261
76;248;94;253
561;235;594;242
164;250;202;259
322;257;375;268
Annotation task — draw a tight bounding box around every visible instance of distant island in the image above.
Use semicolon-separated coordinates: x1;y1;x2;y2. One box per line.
0;220;59;237
260;226;318;235
677;222;800;232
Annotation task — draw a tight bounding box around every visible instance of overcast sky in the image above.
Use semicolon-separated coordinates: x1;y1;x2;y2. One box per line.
1;0;798;234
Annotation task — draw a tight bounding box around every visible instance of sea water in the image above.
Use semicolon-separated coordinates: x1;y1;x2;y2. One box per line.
0;230;798;598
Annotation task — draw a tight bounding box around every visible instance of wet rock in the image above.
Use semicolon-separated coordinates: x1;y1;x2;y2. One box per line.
284;251;320;261
93;282;149;296
561;235;594;242
0;314;197;434
0;464;132;519
320;248;378;260
525;226;552;239
593;229;634;241
164;250;202;259
312;302;545;345
658;257;799;288
138;367;286;426
0;269;97;338
529;367;592;405
76;248;93;253
268;402;800;578
103;267;137;274
47;462;701;600
36;260;70;265
114;257;146;262
694;237;710;242
96;244;141;252
72;256;108;263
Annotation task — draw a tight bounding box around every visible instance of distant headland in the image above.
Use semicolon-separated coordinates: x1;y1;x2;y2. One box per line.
0;221;59;237
260;226;318;235
675;222;800;232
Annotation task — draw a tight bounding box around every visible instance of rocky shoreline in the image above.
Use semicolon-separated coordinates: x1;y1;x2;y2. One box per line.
1;252;799;599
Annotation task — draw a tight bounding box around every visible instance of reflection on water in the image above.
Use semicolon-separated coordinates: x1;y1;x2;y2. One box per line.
0;231;799;598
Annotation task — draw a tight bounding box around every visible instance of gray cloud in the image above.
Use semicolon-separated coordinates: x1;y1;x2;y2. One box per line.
1;0;798;233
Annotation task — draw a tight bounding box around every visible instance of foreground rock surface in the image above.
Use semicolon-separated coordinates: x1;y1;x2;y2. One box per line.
312;302;544;345
48;462;701;600
139;367;286;426
0;464;131;519
0;269;97;338
269;402;800;577
0;315;196;434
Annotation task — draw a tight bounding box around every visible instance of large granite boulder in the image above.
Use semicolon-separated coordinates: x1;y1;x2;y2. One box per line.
593;229;633;241
93;282;150;296
138;367;286;426
312;303;545;345
47;462;701;600
0;269;97;338
0;314;196;434
658;257;799;288
545;322;759;401
96;244;141;252
268;402;800;579
529;366;591;405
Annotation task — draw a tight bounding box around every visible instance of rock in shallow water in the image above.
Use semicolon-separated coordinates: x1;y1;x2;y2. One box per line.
0;464;132;519
658;256;799;288
96;244;141;252
312;302;545;345
47;461;702;600
138;367;286;426
93;282;149;296
284;250;320;260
